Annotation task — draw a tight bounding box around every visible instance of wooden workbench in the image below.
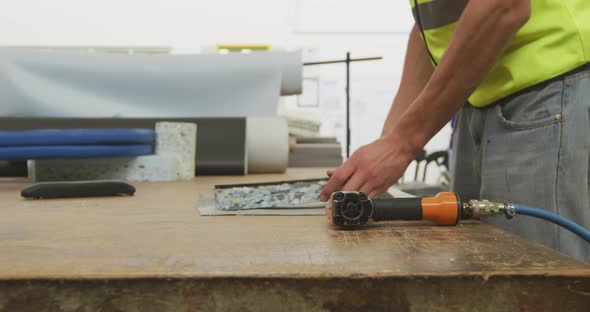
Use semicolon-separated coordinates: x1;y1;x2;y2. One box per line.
1;168;589;311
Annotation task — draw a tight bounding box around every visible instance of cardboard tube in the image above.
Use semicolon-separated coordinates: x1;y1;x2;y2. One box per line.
246;117;289;173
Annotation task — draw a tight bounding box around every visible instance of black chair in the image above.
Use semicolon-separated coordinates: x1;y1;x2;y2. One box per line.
422;151;449;182
398;150;450;197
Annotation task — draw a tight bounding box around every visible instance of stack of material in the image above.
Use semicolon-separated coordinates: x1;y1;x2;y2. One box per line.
285;117;322;137
0;48;301;176
288;137;343;168
0;117;289;176
27;122;197;183
197;178;397;217
197;178;327;216
214;179;326;210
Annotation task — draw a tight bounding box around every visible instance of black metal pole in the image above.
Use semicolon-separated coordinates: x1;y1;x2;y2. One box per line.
303;57;382;66
303;55;382;159
346;52;351;159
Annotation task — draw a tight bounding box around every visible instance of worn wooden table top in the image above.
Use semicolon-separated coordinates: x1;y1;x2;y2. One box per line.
1;168;589;311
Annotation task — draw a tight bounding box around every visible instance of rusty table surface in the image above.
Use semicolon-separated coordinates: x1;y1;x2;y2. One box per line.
0;168;589;311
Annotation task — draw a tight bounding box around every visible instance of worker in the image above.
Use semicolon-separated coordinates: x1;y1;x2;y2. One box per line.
320;0;590;261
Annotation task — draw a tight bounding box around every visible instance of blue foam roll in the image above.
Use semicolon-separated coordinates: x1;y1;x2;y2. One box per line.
0;129;156;147
0;144;154;160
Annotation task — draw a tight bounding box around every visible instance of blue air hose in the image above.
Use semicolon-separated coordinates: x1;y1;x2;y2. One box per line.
514;205;590;243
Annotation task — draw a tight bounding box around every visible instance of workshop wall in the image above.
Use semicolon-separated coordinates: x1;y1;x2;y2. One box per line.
0;0;452;183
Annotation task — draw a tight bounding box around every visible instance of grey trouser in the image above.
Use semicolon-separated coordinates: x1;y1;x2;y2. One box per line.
451;64;590;262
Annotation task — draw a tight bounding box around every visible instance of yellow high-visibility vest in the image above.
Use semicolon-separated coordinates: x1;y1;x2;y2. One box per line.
409;0;590;107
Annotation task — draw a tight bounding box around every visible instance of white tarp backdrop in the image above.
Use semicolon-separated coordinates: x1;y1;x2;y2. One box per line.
0;48;302;118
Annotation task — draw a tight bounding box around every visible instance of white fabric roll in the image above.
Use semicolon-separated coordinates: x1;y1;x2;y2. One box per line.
274;51;303;95
0;48;302;118
246;117;289;173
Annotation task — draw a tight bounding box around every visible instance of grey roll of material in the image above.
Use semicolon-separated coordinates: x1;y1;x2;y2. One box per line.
246;117;289;173
0;48;302;118
193;118;247;175
270;51;303;96
0;117;290;176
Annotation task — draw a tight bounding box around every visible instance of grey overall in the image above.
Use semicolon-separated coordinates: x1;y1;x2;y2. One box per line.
451;64;590;262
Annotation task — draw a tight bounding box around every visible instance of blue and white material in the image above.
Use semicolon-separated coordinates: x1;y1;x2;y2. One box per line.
0;129;155;147
0;129;156;160
28;122;197;182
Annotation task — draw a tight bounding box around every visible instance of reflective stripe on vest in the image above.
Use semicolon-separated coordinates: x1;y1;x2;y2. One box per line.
409;0;590;107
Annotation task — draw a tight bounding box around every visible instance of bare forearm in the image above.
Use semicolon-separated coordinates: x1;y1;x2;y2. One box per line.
389;0;530;153
381;25;434;136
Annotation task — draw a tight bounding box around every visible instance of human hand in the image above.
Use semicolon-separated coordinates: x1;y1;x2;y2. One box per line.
320;134;417;201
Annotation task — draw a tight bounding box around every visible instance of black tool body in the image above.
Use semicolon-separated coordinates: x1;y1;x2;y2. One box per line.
372;198;422;221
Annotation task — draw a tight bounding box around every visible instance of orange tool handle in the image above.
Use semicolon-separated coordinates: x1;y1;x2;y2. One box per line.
421;192;461;225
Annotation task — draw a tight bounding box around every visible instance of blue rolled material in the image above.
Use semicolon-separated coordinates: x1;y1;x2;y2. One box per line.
0;145;154;160
0;129;155;147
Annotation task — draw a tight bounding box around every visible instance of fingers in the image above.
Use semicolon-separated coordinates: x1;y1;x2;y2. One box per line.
368;186;388;199
358;182;372;196
326;169;335;177
339;177;379;199
320;163;355;201
340;173;365;192
357;181;387;199
368;189;382;199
